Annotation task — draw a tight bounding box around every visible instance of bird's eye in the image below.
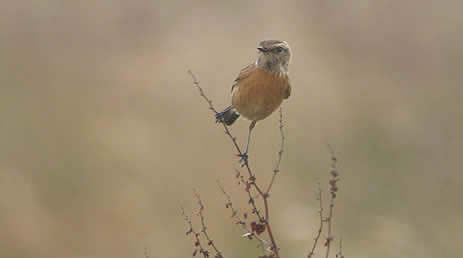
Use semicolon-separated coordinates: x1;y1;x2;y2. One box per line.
274;47;284;53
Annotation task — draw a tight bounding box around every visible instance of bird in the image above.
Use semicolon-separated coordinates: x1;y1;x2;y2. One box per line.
215;40;292;163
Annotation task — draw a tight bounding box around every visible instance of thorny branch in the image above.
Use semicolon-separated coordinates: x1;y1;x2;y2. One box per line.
234;168;265;223
194;192;224;258
266;107;285;195
324;145;340;258
182;207;211;258
187;70;253;178
217;181;271;255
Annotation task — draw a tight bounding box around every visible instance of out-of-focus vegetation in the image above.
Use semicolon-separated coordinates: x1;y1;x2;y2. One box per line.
1;1;462;258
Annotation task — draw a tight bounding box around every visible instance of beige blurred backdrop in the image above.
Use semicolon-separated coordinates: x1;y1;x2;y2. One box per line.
1;1;462;258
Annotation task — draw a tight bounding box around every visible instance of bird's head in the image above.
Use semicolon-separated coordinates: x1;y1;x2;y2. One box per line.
256;40;291;74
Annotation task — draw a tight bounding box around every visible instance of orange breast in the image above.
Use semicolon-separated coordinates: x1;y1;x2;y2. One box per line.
232;67;290;121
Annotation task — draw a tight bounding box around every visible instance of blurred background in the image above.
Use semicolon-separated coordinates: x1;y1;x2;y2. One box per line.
1;1;462;258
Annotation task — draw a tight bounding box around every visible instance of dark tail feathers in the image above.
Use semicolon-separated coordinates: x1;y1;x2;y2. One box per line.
216;106;240;126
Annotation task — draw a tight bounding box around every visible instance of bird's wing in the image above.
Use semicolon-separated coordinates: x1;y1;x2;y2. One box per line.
231;63;256;93
284;79;291;99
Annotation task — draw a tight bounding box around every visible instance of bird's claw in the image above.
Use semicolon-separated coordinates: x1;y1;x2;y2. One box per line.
238;152;249;167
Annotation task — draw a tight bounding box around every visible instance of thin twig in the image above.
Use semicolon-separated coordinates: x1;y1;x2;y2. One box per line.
194;192;224;258
182;207;209;258
188;70;250;175
266;107;285;195
307;183;324;258
336;239;344;258
188;70;218;114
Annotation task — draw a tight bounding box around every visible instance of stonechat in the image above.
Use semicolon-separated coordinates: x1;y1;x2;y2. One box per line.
216;40;292;162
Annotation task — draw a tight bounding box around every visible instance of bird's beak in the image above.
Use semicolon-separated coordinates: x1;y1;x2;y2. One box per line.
257;46;268;52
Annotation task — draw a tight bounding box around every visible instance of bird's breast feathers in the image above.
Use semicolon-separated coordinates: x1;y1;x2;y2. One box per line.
231;64;291;121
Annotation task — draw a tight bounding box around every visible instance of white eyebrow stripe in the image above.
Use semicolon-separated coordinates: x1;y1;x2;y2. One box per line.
274;42;289;48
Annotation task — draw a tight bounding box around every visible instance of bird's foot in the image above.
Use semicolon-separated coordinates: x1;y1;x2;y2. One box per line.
238;152;249;167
